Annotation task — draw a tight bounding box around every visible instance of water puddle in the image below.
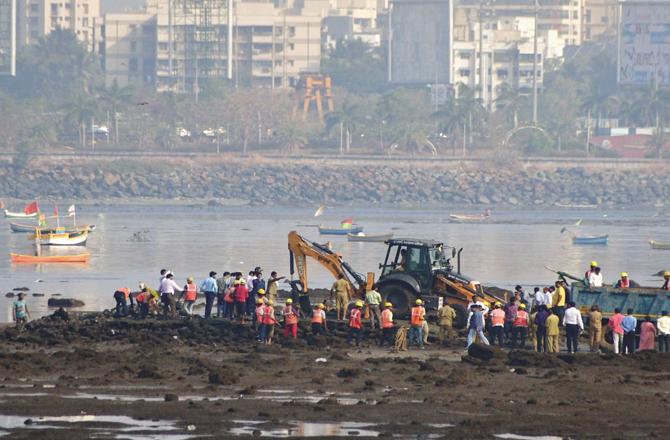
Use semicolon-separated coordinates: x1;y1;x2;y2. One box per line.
229;421;380;437
495;435;562;440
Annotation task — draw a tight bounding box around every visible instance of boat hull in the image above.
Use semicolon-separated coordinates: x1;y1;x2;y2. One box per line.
10;253;90;264
319;226;364;235
17;224;95;234
572;235;608;245
36;231;88;246
347;233;393;242
650;240;670;250
4;210;38;219
449;214;489;223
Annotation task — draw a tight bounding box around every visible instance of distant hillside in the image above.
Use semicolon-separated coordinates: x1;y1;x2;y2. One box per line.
101;0;146;13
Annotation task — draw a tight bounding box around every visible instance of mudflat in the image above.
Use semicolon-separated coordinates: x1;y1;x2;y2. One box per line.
0;313;668;439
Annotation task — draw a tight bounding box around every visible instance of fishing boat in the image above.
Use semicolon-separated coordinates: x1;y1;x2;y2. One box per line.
347;232;393;242
10;253;90;264
319;225;364;235
449;209;491;223
3;209;38;219
34;230;88;246
12;222;96;234
572;234;608;245
649;240;670;250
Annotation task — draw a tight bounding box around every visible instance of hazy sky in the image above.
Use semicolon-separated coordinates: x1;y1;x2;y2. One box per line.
101;0;146;13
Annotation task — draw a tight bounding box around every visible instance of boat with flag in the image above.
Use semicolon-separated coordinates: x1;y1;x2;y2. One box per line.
32;229;89;246
319;218;363;235
3;201;40;219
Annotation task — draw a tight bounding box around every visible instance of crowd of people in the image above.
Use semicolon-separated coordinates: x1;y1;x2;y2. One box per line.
11;261;670;354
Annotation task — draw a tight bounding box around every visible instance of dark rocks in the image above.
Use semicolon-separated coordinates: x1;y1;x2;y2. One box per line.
47;298;85;308
164;393;179;402
466;343;506;363
13;287;30;291
1;159;669;207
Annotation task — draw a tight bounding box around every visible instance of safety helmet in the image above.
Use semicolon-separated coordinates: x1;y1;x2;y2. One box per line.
318;304;326;309
256;298;264;304
519;303;527;309
620;272;628;278
240;279;247;285
258;288;266;295
268;300;274;306
590;261;598;267
286;298;293;304
415;299;423;305
233;280;240;286
494;302;502;308
355;300;364;307
384;302;393;308
187;276;194;283
664;271;670;277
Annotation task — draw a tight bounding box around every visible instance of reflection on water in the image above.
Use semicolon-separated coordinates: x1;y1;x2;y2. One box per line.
2;205;669;323
229;421;380;438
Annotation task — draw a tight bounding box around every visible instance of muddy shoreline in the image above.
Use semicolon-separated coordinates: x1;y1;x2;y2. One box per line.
0;312;668;439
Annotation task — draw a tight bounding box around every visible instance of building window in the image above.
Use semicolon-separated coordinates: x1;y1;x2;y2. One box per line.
585;10;591;23
459;69;470;77
573;11;578;19
82;18;88;27
601;16;608;23
130;41;137;52
51;3;57;15
129;24;137;32
288;43;295;50
158;42;168;51
288;26;296;37
30;4;39;13
83;4;89;14
459;52;471;59
496;69;508;79
129;58;138;73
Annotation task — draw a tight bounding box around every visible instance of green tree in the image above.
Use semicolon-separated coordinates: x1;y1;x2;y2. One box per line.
322;39;387;94
98;80;134;143
494;83;528;129
63;92;99;149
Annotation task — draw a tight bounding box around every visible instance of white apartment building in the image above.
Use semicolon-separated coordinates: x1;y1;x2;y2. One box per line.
151;0;322;92
102;12;156;88
453;17;557;109
0;0;16;76
16;0;101;51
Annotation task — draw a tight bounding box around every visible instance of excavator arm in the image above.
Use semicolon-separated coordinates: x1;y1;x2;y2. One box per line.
288;231;367;295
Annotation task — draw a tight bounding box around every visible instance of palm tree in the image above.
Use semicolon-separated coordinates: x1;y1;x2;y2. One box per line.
432;83;487;155
629;83;670;128
98;80;134;144
278;123;309;154
389;123;437;156
650;127;668;159
494;83;528;129
63;92;99;149
324;102;364;153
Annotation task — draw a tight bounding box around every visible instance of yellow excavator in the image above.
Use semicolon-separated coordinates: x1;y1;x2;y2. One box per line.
288;231;505;327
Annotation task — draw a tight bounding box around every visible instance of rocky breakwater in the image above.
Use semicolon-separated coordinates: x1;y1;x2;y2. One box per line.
0;158;668;207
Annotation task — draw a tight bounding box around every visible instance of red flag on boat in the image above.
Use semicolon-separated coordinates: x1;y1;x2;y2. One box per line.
24;201;39;215
341;218;353;229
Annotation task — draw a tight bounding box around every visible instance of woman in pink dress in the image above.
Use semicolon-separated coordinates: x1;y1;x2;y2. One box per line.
638;316;656;351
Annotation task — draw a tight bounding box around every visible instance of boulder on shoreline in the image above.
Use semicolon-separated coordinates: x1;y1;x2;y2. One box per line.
47;298;85;308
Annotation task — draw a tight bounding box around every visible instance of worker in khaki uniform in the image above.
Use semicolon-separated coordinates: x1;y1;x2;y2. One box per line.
437;301;457;344
330;274;352;320
588;305;603;352
546;308;560;353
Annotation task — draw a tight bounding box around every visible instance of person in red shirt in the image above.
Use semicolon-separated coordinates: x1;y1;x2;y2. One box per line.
234;279;249;322
347;300;364;346
283;299;299;339
608;308;625;354
261;300;277;345
380;302;395;347
511;303;529;349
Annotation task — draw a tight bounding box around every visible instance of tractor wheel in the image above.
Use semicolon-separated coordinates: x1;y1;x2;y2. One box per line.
380;283;413;318
452;304;468;329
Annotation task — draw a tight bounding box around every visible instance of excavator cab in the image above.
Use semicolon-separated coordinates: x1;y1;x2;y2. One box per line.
377;239;456;314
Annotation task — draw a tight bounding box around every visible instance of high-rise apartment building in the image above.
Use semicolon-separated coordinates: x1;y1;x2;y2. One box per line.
582;0;618;41
16;0;101;51
149;0;322;93
0;0;16;76
102;12;156;88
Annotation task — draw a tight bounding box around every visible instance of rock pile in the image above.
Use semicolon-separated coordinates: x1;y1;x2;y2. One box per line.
1;160;668;207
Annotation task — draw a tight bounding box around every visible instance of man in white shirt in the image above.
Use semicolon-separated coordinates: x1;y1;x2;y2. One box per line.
588;267;603;287
657;310;670;353
532;287;545;307
159;273;181;318
562;301;584;353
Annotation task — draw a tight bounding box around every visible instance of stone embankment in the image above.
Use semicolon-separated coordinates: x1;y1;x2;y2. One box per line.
0;157;667;207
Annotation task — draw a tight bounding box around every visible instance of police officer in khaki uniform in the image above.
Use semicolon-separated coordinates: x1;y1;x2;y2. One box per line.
437;301;457;344
330;274;352;320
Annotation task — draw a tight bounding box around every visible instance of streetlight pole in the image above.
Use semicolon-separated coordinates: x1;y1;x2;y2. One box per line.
532;0;539;125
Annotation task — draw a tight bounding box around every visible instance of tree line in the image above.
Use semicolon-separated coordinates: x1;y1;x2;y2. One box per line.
0;30;669;157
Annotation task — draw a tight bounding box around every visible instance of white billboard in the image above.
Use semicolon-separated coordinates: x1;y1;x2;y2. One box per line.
618;1;670;85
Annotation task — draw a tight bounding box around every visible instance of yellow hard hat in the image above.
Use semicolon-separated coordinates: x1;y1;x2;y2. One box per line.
258;288;266;295
495;302;502;307
240;279;247;285
286;298;293;304
355;300;364;307
256;298;264;304
621;272;628;278
519;303;527;309
187;276;194;283
664;271;670;277
233;280;240;286
318;303;325;309
268;300;274;306
591;261;598;267
415;299;423;305
384;302;393;308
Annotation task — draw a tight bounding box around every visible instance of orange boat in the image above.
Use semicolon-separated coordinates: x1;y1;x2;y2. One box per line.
10;253;90;264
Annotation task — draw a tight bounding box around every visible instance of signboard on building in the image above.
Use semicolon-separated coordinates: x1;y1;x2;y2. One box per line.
618;0;670;85
0;0;16;76
390;0;453;84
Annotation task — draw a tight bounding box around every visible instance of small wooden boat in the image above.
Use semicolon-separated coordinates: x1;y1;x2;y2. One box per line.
572;234;608;245
449;209;491;223
347;233;394;242
35;230;88;246
319;225;363;235
3;209;38;219
10;253;90;264
649;240;670;250
555;203;597;209
14;223;96;234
